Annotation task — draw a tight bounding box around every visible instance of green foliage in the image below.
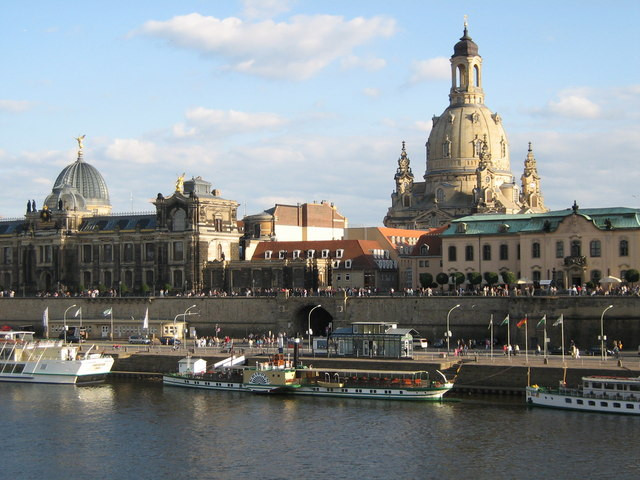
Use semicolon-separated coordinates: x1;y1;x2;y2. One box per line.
435;273;449;286
452;272;465;286
140;283;151;295
467;272;482;286
501;271;517;285
483;272;499;286
419;273;433;288
624;269;639;284
120;283;129;296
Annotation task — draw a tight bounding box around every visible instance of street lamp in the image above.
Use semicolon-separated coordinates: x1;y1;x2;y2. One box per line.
446;304;461;354
599;304;613;361
63;304;77;343
173;304;197;340
308;305;322;354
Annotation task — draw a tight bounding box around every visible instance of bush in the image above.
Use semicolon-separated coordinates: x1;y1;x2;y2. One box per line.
467;272;482;287
484;272;499;286
419;273;433;289
436;273;449;286
501;271;517;285
624;269;639;285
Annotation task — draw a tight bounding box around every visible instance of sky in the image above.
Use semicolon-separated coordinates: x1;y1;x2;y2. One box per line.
2;0;640;226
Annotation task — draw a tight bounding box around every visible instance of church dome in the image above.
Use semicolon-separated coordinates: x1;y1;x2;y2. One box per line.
43;184;87;212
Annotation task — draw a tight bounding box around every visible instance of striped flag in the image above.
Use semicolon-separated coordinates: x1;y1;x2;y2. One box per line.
103;308;112;317
537;315;547;328
552;314;563;327
500;314;510;326
517;316;527;328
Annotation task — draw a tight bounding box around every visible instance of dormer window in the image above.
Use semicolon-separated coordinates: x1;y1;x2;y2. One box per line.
265;250;272;259
345;259;352;269
336;249;344;259
278;250;287;259
307;250;315;259
332;260;341;268
420;245;429;256
293;250;301;259
321;249;330;259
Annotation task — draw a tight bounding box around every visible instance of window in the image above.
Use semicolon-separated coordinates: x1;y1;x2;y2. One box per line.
420;245;429;256
3;247;11;265
215;218;223;232
436;189;445;203
532;242;541;259
499;244;508;261
465;245;474;262
253;224;261;238
173;242;184;261
145;243;155;262
517;243;521;260
571;240;581;257
40;245;52;263
482;244;491;261
307;250;315;259
103;271;112;288
332;260;341;268
82;245;92;263
555;241;564;259
172;209;186;231
265;250;272;259
83;271;92;287
103;244;113;263
123;243;134;262
532;271;541;282
620;240;629;257
293;250;301;259
345;260;352;269
589;240;601;257
448;246;457;262
173;270;183;289
278;250;286;259
590;270;602;283
442;138;451;157
321;249;330;258
145;270;154;286
336;249;344;259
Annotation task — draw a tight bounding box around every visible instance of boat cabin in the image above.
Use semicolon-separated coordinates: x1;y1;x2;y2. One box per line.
328;322;417;359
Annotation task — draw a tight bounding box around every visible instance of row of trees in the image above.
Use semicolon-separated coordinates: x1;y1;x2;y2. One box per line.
419;271;516;289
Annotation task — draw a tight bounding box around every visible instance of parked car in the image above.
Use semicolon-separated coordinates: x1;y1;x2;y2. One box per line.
128;335;151;345
587;346;613;356
159;336;181;346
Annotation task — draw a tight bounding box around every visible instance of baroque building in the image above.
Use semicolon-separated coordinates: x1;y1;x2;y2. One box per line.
385;24;548;229
0;139;240;295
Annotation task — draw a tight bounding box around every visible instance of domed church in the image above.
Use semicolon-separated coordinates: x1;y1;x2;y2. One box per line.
384;23;548;229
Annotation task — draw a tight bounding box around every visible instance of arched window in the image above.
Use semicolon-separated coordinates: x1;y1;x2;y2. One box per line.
620;239;629;257
173;270;183;289
420;245;429;256
172;209;186;232
448;246;457;262
473;65;480;87
442;138;451;157
532;242;541;259
436;188;445;203
456;64;466;88
465;245;474;262
589;240;601;257
571;240;581;257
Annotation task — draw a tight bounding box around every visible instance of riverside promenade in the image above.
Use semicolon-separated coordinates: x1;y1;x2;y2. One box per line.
101;343;640;395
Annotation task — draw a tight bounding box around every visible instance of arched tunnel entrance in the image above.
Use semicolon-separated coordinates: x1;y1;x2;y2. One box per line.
295;304;333;339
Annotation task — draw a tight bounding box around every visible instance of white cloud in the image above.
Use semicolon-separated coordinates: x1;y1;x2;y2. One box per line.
408;57;449;84
173;107;288;138
241;0;295;20
363;87;381;98
341;55;386;71
547;93;600;119
0;99;32;113
105;139;158;165
135;13;396;80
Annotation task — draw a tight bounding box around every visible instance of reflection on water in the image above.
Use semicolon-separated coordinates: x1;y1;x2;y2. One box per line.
1;381;638;480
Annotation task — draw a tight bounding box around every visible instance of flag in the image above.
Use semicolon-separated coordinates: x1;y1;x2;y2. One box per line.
552;314;563;327
537;315;547;328
142;307;149;330
488;317;493;330
103;308;112;317
42;307;49;329
500;314;509;326
74;307;82;318
517;316;527;328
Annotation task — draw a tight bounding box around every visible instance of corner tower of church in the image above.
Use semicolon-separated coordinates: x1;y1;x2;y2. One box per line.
384;23;547;229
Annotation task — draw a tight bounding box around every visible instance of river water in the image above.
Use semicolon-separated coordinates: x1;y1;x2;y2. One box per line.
1;381;638;480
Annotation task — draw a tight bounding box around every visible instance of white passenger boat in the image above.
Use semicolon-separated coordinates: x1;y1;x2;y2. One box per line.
164;355;454;401
0;331;114;384
526;375;640;415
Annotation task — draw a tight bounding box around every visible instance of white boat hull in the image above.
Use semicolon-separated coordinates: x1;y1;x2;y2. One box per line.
0;356;114;384
526;386;640;415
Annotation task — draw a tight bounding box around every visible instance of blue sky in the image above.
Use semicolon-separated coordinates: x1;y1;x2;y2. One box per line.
2;0;639;226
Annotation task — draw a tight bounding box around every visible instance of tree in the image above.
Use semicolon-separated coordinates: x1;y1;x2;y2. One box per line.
140;283;151;296
484;271;499;286
452;272;465;287
436;273;449;287
467;272;482;290
624;268;639;285
419;273;433;289
501;271;517;286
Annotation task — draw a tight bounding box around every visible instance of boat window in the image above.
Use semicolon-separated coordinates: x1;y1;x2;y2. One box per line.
593;382;602;389
565;398;572;404
588;400;596;406
630;385;640;392
613;403;621;408
576;399;583;405
600;402;608;407
627;404;634;409
605;383;615;390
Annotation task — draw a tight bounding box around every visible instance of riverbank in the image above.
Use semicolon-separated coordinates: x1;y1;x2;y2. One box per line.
104;345;640;395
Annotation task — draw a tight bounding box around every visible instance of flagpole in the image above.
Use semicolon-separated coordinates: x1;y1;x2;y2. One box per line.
561;315;565;364
544;323;547;358
525;315;528;364
110;310;114;342
507;317;511;358
490;314;493;359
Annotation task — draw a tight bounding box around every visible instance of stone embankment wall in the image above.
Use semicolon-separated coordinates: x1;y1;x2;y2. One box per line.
1;295;639;350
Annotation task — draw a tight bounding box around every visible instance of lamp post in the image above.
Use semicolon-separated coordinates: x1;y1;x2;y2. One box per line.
446;304;461;354
599;304;613;361
173;304;197;341
308;305;321;354
63;304;77;343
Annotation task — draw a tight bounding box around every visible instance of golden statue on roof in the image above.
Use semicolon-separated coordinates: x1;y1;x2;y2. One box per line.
176;172;185;193
74;135;86;151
